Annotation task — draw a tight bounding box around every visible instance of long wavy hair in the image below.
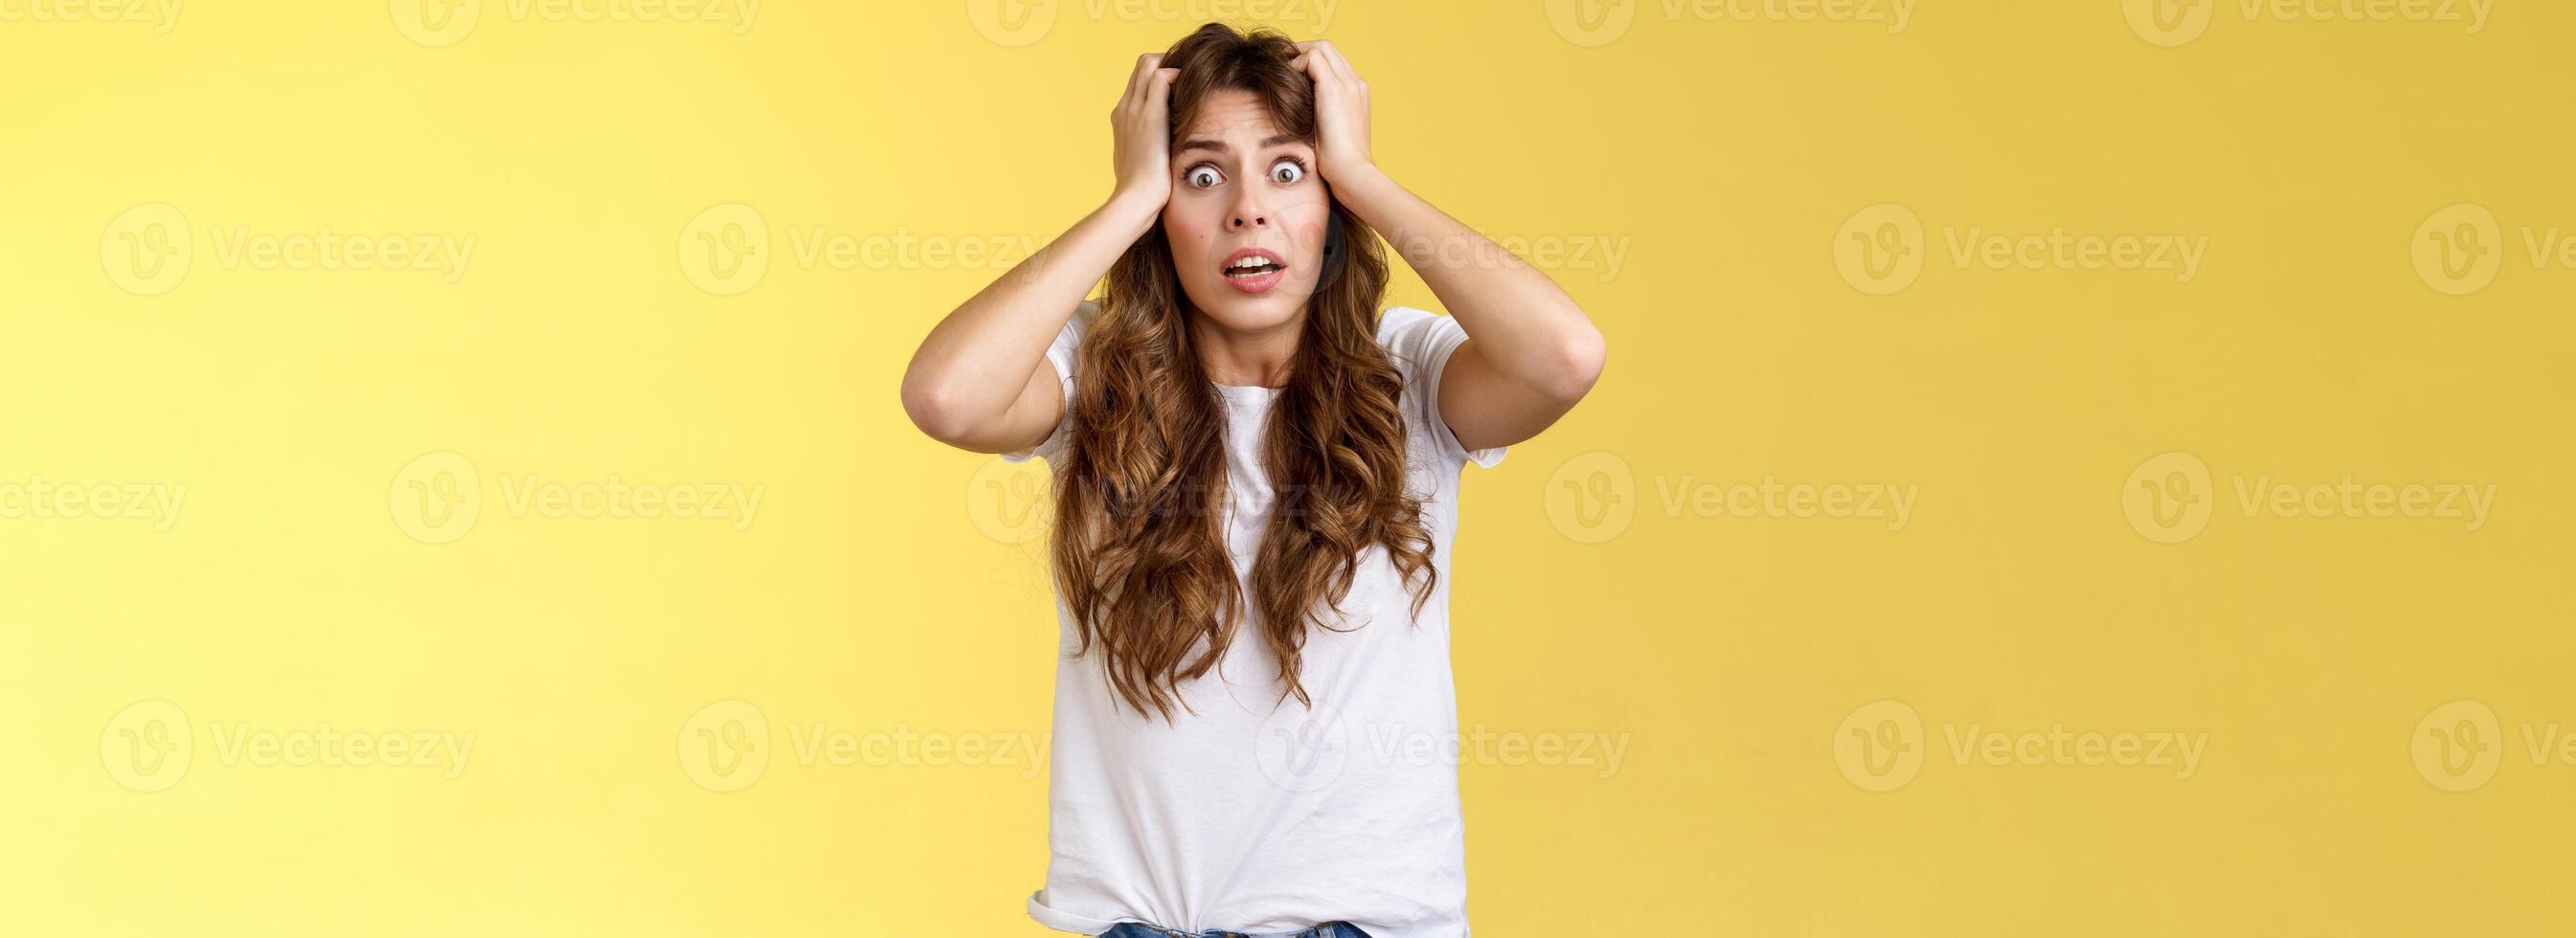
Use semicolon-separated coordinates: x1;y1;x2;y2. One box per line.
1051;23;1436;722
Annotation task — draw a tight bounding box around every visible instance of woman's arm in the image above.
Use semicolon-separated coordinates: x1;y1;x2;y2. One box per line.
1294;40;1608;454
900;56;1179;453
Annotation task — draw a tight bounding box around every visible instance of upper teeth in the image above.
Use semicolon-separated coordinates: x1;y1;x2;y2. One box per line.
1230;257;1273;270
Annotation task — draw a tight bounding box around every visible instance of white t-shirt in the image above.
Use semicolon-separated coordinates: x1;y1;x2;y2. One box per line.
1003;302;1504;938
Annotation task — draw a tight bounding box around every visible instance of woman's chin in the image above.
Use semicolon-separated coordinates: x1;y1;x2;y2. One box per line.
1183;283;1313;332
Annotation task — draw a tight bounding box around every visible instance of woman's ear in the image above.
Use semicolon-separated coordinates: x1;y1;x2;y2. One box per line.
1313;210;1350;293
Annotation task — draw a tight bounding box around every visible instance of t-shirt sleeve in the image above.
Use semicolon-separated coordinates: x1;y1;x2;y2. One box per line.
1376;306;1507;470
999;300;1101;464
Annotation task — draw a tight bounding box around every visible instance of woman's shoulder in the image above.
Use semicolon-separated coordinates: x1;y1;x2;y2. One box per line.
1044;299;1106;368
1066;298;1105;338
1373;304;1469;381
1373;304;1443;346
1373;304;1505;468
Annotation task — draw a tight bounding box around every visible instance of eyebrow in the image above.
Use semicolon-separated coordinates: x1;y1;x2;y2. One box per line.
1175;133;1309;156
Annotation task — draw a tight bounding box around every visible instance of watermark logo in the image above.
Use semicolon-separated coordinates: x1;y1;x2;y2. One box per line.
1838;700;2208;792
678;700;770;793
785;723;1051;779
101;700;192;793
0;476;186;531
2121;451;2212;544
2127;0;2492;46
973;0;1336;47
391;451;483;545
1255;703;1630;793
102;701;474;791
679;702;1053;791
1549;0;1913;45
2411;700;2500;793
1544;451;1636;543
677;204;1052;296
0;0;181;33
1658;475;1918;531
2403;702;2576;793
1839;203;2210;295
388;451;764;544
1834;699;1923;792
965;0;1056;45
678;203;769;296
1544;0;1637;46
1390;231;1633;283
2122;451;2497;544
2124;0;2212;46
1834;203;1922;295
390;0;479;46
394;0;757;46
101;203;192;296
2408;203;2502;296
968;457;1051;544
1255;698;1350;793
100;203;475;295
1549;454;1916;542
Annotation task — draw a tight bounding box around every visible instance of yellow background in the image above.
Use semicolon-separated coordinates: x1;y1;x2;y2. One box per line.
5;0;2571;934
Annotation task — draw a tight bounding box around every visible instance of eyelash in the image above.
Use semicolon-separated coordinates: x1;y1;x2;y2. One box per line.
1184;156;1310;190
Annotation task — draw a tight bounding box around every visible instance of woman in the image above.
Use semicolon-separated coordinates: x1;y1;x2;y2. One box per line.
900;23;1605;938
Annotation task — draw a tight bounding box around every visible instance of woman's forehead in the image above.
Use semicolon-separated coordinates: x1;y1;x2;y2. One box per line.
1177;90;1290;142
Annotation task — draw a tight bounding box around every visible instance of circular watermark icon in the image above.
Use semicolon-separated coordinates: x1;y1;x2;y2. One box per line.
1544;0;1637;46
1544;451;1636;544
679;700;771;793
967;457;1051;544
2410;203;2501;297
1833;203;1923;295
2124;0;2212;46
678;203;770;296
965;0;1057;46
391;0;480;47
390;451;482;545
1254;698;1350;793
101;202;192;296
101;700;192;793
1834;699;1923;792
2411;699;2500;793
2122;451;2212;544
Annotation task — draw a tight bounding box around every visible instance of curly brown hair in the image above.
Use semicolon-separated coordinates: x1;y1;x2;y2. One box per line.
1050;23;1437;722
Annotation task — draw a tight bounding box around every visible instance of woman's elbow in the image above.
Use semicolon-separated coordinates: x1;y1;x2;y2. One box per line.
1546;323;1607;401
899;370;980;446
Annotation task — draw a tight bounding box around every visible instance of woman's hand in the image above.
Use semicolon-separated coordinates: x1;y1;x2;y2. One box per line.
1111;54;1181;207
1293;40;1374;183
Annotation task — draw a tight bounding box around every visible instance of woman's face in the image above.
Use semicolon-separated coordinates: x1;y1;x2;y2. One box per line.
1162;89;1332;335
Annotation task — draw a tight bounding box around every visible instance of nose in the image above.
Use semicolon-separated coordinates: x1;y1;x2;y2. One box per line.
1228;187;1272;231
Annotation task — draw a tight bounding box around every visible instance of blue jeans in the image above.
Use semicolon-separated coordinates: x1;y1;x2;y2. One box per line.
1097;923;1371;938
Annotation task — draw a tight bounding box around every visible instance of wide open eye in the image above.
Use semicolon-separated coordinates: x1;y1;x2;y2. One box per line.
1186;165;1223;190
1269;159;1305;185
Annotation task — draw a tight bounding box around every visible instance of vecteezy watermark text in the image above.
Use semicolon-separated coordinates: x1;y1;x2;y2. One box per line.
2122;451;2496;544
0;476;185;531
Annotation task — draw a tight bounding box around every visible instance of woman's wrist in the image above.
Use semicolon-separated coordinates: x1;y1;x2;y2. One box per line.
1326;161;1389;195
1101;187;1167;237
1324;162;1402;233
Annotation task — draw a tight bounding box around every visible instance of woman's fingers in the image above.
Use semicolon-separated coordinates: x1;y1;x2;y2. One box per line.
1292;48;1335;88
1291;41;1326;81
1295;39;1359;84
1120;53;1163;109
1145;66;1178;114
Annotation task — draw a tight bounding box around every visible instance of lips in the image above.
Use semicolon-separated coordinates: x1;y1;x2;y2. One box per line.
1220;246;1287;295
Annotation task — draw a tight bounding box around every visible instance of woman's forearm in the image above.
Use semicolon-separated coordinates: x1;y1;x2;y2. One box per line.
899;191;1162;442
1331;166;1606;394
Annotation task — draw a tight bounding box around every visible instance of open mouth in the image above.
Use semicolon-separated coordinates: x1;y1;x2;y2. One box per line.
1220;247;1287;294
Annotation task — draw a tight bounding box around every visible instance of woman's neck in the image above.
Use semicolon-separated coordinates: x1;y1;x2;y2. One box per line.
1188;310;1302;388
